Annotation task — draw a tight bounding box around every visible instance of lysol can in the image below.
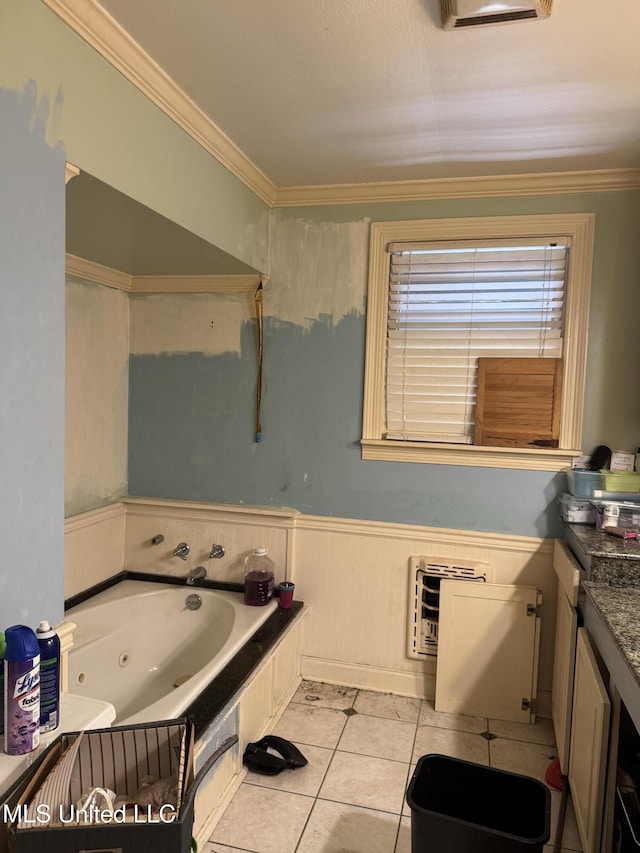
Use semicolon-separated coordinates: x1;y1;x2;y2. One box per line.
3;625;40;755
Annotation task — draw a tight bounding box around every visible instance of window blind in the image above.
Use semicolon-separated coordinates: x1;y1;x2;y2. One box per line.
385;239;569;443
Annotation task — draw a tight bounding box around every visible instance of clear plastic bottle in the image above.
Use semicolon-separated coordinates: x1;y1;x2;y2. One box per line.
243;547;275;606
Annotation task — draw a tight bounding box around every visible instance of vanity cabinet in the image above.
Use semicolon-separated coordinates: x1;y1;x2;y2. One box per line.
554;527;640;853
568;628;611;853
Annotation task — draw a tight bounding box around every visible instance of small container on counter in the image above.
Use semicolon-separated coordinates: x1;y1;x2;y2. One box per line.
559;493;596;524
610;451;636;472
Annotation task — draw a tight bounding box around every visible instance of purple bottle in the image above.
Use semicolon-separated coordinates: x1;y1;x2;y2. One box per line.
3;625;40;755
243;547;275;606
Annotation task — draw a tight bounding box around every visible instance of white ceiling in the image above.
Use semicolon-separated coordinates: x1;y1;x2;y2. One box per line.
88;0;640;189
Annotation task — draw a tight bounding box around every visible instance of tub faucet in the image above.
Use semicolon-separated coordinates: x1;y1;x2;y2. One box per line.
173;542;190;560
186;566;207;585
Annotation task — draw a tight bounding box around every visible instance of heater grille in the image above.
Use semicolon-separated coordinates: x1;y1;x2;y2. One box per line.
406;556;493;659
440;1;552;29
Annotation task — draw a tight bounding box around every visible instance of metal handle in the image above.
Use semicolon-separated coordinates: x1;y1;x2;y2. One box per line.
210;544;225;559
151;534;164;546
174;542;190;560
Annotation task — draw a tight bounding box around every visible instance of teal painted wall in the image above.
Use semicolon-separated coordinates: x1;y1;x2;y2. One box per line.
128;191;640;538
0;83;65;628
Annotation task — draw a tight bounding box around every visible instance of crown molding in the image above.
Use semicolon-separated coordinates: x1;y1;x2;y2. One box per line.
131;274;263;293
46;1;640;209
65;162;80;184
65;253;132;291
43;0;277;206
273;168;640;207
65;254;264;293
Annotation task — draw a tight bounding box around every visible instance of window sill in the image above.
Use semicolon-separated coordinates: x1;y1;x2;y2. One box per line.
360;439;578;471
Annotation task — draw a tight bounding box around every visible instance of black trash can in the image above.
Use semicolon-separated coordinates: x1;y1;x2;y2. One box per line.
406;754;551;853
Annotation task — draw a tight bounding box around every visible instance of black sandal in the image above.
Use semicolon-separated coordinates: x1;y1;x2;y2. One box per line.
243;735;308;775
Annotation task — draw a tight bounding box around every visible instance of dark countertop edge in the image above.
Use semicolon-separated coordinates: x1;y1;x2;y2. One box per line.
64;573;305;740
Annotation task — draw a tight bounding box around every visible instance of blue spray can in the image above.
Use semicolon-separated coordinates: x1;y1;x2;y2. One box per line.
3;625;40;755
0;632;6;738
36;621;60;733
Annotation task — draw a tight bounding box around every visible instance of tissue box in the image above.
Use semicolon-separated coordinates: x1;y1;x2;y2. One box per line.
7;719;195;853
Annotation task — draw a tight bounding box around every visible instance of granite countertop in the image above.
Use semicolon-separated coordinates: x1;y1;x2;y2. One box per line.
567;523;640;561
567;523;640;585
583;582;640;693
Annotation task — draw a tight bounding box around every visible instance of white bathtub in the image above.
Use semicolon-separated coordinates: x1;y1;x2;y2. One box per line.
66;579;277;725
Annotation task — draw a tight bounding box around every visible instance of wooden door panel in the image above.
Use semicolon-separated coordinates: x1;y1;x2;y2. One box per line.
569;628;611;853
435;581;540;723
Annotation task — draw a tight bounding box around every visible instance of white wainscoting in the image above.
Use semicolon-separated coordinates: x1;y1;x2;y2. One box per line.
64;498;556;716
64;502;127;599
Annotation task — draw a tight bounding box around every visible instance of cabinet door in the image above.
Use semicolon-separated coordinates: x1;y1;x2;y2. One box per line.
569;628;611;853
435;581;541;723
551;583;578;775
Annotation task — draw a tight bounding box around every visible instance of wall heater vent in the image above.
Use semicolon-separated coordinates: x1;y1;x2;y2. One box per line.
440;1;552;29
406;556;493;659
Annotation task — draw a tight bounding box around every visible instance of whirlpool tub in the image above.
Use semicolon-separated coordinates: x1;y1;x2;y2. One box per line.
66;579;278;725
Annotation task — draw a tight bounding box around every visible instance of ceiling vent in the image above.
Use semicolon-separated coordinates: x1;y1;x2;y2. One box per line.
440;0;552;29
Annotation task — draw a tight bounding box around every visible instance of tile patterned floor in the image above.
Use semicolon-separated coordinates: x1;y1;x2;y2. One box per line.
205;681;583;853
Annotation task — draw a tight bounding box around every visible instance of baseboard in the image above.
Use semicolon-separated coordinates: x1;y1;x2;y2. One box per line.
301;658;552;720
301;656;436;700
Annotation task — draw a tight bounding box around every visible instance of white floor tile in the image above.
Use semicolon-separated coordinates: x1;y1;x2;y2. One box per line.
210;784;313;853
292;680;358;710
395;816;412;853
243;742;333;796
338;713;417;763
412;724;490;765
489;737;558;786
207;683;569;853
418;699;488;734
297;799;401;853
353;690;421;723
272;703;347;748
319;750;410;814
489;716;556;746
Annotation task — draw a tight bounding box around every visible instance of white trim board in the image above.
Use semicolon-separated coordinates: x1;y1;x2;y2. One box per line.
65;254;263;293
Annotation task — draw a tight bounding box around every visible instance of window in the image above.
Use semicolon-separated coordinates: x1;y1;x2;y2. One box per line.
361;214;595;470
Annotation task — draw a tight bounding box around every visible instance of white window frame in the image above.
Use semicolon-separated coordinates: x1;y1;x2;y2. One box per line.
361;213;595;471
